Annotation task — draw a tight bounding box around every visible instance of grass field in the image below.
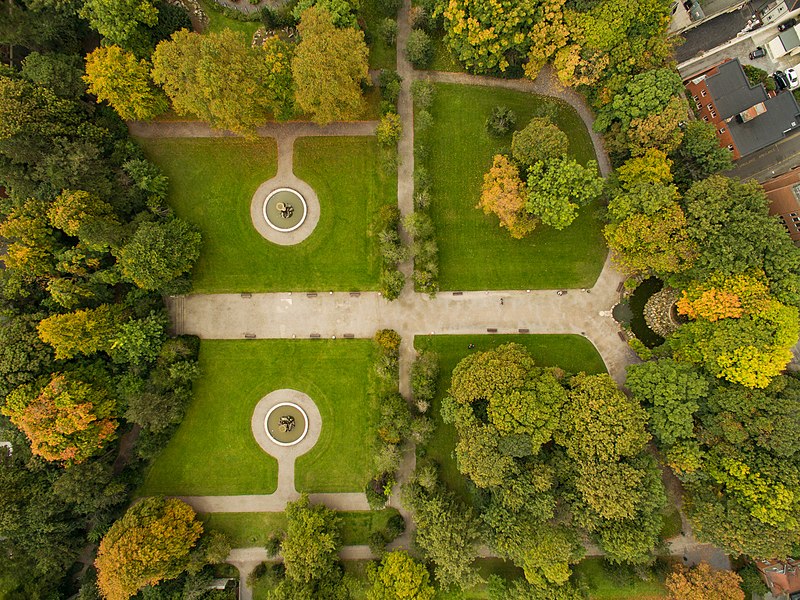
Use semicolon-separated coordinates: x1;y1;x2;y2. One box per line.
414;334;606;503
417;83;607;291
574;558;669;599
140;339;378;496
137;136;395;293
361;0;397;70
198;0;261;38
201;508;399;547
255;556;666;600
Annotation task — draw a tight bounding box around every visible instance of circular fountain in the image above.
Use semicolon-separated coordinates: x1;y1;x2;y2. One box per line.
262;188;307;232
264;401;309;446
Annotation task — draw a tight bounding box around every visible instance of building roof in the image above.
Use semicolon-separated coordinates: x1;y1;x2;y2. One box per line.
704;59;800;156
781;26;800;50
707;60;768;116
756;559;800;597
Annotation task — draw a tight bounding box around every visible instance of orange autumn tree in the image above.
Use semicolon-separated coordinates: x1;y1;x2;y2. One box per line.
676;273;771;322
96;497;203;600
666;562;744;600
2;373;117;464
477;154;538;239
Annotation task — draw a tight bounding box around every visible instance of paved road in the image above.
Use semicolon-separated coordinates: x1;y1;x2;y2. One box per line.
168;254;634;384
675;5;753;63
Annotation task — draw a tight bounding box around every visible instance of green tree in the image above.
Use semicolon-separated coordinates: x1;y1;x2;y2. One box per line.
291;7;369;124
596;67;688;156
21;51;85;98
152;30;296;134
670;298;798;389
79;0;159;55
376;112;402;146
437;0;539;73
47;189;120;250
2;373;117;464
115;219;201;291
281;494;342;583
52;459;127;514
511;117;568;169
478;154;538;239
0;313;55;399
671;120;733;188
596;68;685;132
84;45;168;121
95;497;204;600
0;73;81;141
626;359;708;447
604;203;696;276
448;342;539;406
367;551;435;600
556;373;650;462
37;304;120;359
405;29;433;69
111;312;168;365
525;158;603;229
682;175;800;306
401;481;481;589
292;0;361;27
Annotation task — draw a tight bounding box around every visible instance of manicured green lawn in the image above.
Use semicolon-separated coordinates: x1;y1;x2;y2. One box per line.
361;0;397;70
573;558;668;599
137;136;395;293
140;339;378;496
417;83;606;290
414;334;606;504
201;508;399;547
428;36;467;73
198;0;261;38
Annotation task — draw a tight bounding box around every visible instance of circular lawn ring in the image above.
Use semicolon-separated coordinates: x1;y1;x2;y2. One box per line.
264;402;309;446
263;188;307;232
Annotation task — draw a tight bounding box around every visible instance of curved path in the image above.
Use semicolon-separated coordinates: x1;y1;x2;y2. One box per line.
417;66;612;178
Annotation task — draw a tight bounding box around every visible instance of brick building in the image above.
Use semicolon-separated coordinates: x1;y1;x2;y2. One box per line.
762;165;800;241
684;58;800;159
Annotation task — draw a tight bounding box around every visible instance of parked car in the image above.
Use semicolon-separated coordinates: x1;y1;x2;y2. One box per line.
750;46;766;59
779;18;797;31
788;67;800;89
774;70;790;90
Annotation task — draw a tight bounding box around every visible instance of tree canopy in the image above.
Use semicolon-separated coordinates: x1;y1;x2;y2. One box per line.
2;373;117;464
291;7;369;124
84;45;167;121
151;29;295;134
95;497;203;600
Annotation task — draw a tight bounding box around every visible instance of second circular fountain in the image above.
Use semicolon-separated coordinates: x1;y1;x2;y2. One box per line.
262;187;307;232
264;401;309;446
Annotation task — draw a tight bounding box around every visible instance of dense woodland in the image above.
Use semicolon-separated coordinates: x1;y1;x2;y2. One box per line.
1;0;800;598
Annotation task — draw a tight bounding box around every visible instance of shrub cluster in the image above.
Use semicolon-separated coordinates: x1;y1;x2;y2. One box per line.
367;512;406;556
409;81;439;296
375;206;407;300
410;349;439;413
377;69;403;173
485;105;517;137
367;330;433;509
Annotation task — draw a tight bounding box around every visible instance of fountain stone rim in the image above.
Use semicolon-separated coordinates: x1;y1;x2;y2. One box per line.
262;187;308;233
264;401;309;447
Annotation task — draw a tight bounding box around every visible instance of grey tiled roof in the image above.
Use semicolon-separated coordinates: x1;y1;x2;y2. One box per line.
705;59;800;157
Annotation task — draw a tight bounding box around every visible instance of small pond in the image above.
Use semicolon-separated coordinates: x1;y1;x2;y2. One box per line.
629;277;666;348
